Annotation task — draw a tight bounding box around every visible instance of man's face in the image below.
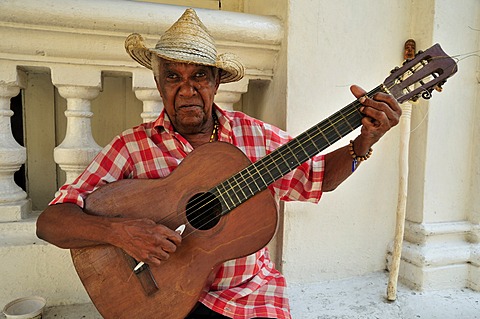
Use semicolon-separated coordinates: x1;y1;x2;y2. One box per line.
154;58;220;135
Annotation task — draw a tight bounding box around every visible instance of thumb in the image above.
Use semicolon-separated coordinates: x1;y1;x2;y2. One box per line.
350;85;367;100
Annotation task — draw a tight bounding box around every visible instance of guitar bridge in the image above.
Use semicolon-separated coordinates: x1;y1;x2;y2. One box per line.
124;253;159;296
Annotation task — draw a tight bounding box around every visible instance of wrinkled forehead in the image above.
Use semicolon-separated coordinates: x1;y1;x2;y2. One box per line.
152;55;218;75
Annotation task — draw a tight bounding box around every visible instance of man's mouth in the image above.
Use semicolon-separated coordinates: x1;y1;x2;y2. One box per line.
178;104;202;109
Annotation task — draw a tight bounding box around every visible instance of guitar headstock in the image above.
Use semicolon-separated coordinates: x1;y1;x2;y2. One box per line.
382;43;458;104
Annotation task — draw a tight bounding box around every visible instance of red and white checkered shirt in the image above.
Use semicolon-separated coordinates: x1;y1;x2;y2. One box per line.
51;105;325;319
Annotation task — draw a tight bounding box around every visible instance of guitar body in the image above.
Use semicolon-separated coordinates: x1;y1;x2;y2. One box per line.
71;142;278;319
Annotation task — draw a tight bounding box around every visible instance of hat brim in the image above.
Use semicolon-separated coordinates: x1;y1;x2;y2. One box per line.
125;33;244;84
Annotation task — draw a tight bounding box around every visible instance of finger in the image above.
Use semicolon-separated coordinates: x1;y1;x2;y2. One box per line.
144;249;170;265
159;226;183;245
157;238;177;253
361;109;388;128
350;84;367;99
372;92;402;118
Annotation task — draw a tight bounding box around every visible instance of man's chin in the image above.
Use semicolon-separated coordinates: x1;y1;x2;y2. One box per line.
174;118;206;134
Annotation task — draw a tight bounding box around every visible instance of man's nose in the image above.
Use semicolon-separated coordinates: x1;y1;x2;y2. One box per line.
178;80;197;97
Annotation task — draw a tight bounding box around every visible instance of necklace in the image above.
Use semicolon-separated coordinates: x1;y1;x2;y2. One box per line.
209;113;219;143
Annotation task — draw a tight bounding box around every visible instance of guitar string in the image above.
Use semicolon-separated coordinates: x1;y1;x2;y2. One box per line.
176;55;459;239
151;55;458;242
155;55;457;238
169;92;377;239
145;96;367;241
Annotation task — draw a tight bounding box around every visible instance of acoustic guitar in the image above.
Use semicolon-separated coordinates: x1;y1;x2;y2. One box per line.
71;44;457;318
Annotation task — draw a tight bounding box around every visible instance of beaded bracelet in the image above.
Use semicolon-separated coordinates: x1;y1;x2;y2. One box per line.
349;140;373;172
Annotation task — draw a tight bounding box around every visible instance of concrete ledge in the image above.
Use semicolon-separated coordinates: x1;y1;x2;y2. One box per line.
0;214;42;247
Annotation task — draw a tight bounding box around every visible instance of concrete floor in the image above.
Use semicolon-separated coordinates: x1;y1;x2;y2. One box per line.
288;271;480;319
2;271;479;318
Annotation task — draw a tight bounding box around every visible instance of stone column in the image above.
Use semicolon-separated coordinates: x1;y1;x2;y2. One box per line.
132;69;163;123
393;1;480;292
467;56;480;291
0;64;30;222
51;66;102;184
214;78;249;110
134;89;163;123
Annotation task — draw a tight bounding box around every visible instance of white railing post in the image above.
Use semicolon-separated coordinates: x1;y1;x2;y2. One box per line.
0;62;30;222
132;69;163;123
51;66;102;184
135;88;163;123
214;78;249;110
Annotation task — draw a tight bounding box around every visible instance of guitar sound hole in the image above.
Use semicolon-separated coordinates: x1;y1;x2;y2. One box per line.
186;192;222;230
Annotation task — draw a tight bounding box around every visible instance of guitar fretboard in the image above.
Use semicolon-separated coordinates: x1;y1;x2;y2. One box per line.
212;85;385;214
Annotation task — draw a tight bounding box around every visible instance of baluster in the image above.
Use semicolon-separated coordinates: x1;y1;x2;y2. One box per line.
135;89;163;123
132;69;163;123
214;78;248;110
0;65;30;222
51;66;102;184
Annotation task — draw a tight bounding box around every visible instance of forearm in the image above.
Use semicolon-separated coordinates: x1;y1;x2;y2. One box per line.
322;135;373;192
36;203;118;249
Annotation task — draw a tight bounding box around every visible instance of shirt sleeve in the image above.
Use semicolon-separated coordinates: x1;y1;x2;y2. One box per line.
49;135;133;208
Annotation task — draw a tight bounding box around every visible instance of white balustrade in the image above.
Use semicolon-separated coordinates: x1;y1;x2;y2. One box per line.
0;63;30;222
134;89;163;123
215;78;249;110
132;69;163;123
53;85;102;185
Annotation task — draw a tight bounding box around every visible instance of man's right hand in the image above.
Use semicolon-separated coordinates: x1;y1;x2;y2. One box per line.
36;203;182;267
109;218;182;267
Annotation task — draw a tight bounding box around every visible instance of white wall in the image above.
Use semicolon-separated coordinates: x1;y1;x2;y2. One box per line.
281;0;412;282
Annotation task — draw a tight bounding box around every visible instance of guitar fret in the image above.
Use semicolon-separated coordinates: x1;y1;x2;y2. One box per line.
297;142;310;161
275;148;291;175
234;172;248;202
250;165;260;191
324;126;339;144
226;178;242;206
224;181;237;210
286;144;302;167
252;164;267;187
216;183;233;211
209;87;382;215
255;160;274;186
339;109;355;131
318;127;332;146
327;117;343;139
265;158;282;182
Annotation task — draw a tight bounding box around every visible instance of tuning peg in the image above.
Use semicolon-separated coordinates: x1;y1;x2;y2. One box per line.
434;79;448;92
421;89;433;100
390;66;400;74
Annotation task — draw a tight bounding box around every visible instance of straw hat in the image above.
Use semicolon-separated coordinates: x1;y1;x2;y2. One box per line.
125;8;244;83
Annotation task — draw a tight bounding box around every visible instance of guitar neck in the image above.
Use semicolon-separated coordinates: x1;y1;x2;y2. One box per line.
213;85;387;213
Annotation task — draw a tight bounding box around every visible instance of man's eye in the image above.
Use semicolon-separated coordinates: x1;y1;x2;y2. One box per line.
166;73;178;79
195;72;206;78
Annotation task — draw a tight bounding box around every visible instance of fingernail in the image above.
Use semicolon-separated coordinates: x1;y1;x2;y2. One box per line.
358;96;367;104
359;106;365;112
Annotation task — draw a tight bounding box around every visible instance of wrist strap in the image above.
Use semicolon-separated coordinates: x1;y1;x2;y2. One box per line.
349;140;373;172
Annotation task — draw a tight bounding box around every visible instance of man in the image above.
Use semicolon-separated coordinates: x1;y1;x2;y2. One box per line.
36;8;401;319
